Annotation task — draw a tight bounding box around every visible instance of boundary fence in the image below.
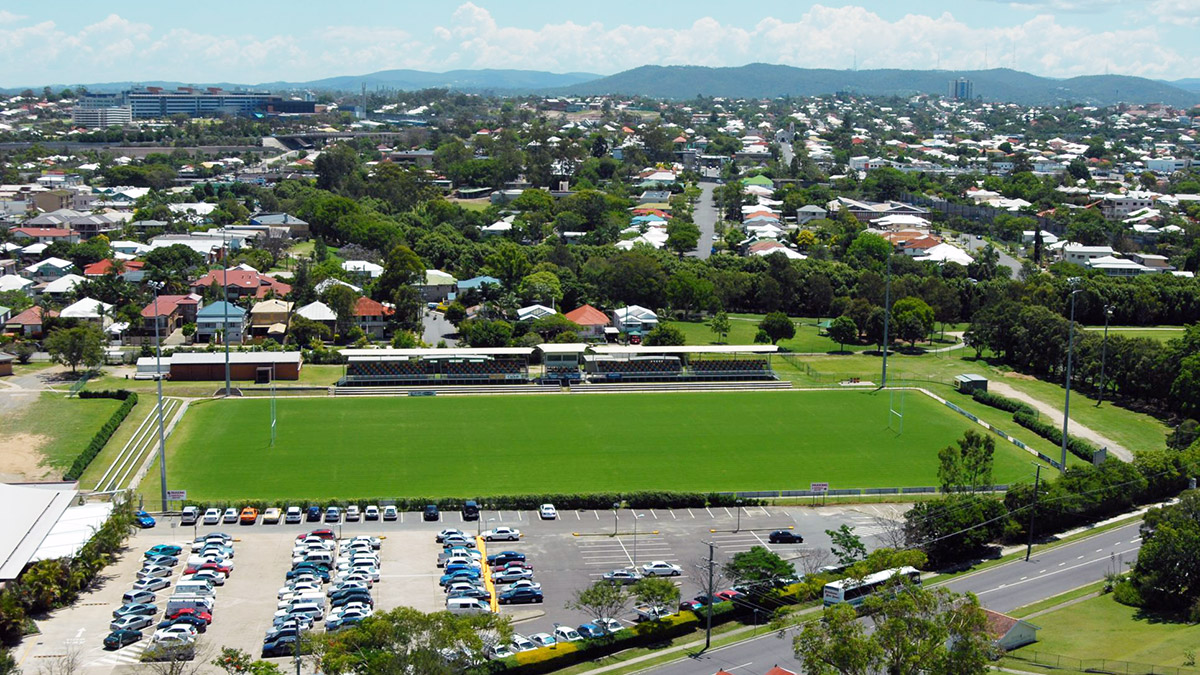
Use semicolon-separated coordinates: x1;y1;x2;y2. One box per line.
1008;650;1200;675
718;485;1009;499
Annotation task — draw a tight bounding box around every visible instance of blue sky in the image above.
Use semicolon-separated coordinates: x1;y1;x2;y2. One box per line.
2;1;1199;86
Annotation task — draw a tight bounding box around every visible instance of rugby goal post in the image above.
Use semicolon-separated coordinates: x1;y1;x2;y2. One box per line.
888;388;904;435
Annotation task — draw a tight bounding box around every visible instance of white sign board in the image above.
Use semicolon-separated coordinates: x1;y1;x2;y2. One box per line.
810;482;829;493
166;490;187;501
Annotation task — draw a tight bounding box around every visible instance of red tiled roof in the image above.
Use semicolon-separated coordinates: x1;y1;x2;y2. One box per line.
13;227;73;237
563;304;610;326
748;241;787;254
984;609;1020;640
192;269;291;299
83;259;144;276
353;296;393;317
7;306;57;325
140;294;198;318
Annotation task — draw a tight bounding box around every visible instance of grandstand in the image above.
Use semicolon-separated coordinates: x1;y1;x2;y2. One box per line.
586;345;777;382
337;348;533;386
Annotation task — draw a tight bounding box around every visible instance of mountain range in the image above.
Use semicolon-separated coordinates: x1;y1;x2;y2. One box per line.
7;65;1199;107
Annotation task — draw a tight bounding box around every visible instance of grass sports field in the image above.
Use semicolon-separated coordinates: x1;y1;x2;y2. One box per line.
158;390;1053;500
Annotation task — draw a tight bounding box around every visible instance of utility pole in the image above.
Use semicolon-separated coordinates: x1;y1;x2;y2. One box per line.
1061;279;1083;472
702;541;717;650
1097;305;1112;406
150;281;168;513
223;229;231;396
882;253;892;387
1025;463;1042;562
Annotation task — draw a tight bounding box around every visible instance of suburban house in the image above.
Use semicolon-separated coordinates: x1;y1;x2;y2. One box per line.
341;260;384;282
984;609;1039;651
419;270;457;303
22;257;75;281
1086;255;1156;276
612;305;659;334
4;306;57;337
249;212;310;237
353;296;393;338
1062;245;1116;267
829;196;930;222
194;301;248;344
83;259;145;281
563;304;612;340
140;294;201;334
60;298;114;327
295;301;337;331
457;275;502;295
749;240;806;259
41;273;87;300
191;269;292;300
0;276;34;295
796;204;828;223
0;305;10;324
10;227;80;245
249;299;293;338
516;304;556;322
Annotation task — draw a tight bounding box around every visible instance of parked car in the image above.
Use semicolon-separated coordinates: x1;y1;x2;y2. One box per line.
152;624;199;643
137;565;172;579
145;544;182;558
180;506;200;525
483;527;521;541
442;535;474;548
132;577;170;592
221;507;238;523
103;629;143;650
345;505;361;521
439;570;481;586
364;505;380;521
447;586;491;600
554;626;583;642
285;506;302;524
486;643;515;659
510;635;537;652
181;570;226;586
122;590;156;606
577;623;606;639
158;615;207;633
498;587;543;604
166;607;212;623
202;508;221;525
486;551;526;566
110;615;154;632
144;554;178;568
641;561;683;577
423;504;440;521
113;603;158;619
134;510;156;528
382;505;398;521
262;507;282;524
239;507;259;525
603;568;643;585
539;504;558;520
767;530;804;544
634;605;672;622
184;561;232;576
529;633;556;647
305;506;321;522
262;636;303;658
324;506;341;523
492;568;534;584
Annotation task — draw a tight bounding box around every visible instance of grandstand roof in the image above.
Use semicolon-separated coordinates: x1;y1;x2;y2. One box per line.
342;348;534;358
591;345;778;355
537;343;590;354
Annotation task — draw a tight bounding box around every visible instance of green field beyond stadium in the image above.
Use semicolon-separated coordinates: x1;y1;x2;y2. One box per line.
163;391;1046;500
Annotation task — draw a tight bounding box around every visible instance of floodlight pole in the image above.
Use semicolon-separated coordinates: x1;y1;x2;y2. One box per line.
1025;462;1042;562
1061;279;1083;472
735;499;742;533
881;253;891;387
703;540;717;650
612;502;619;536
1097;305;1112;407
223;229;231;396
151;281;168;513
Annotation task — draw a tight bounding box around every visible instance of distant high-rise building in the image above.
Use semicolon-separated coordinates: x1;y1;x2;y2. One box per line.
948;78;974;101
71;94;132;128
78;87;317;119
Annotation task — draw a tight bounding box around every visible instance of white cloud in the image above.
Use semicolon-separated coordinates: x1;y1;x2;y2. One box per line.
1150;0;1200;24
0;10;26;24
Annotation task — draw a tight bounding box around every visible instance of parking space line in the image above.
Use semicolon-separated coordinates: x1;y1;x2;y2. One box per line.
594;511;599;520
751;531;767;546
688;508;695;518
497;512;503;522
705;507;714;518
670;510;676;519
458;512;463;523
575;511;581;520
399;512;404;523
518;512;523;521
758;506;770;516
723;507;732;517
650;510;658;519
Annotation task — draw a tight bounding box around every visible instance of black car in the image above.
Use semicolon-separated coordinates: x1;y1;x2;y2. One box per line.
262;636;304;658
158;615;207;633
423;504;439;521
305;506;321;522
103;629;142;650
330;594;374;610
768;530;804;544
447;587;491;600
462;500;479;521
486;551;526;566
329;588;373;603
264;626;299;643
498;587;543;605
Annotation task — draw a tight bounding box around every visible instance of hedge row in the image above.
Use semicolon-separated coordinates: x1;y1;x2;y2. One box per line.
970;389;1036;417
64;390;138;480
181;492;763;512
1013;411;1098;462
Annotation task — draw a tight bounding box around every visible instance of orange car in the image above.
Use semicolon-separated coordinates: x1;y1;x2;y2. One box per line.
239;507;259;525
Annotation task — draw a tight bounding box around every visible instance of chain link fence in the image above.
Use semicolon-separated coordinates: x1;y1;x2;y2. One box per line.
1009;649;1200;675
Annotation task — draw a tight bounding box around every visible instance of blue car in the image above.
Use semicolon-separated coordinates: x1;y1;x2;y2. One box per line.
306;506;321;522
577;623;605;639
439;569;480;586
498;587;543;605
134;511;156;528
144;544;182;558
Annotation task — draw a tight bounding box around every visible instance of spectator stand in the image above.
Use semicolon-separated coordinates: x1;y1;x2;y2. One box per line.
536;343;589;385
585;345;779;382
337;348;534;386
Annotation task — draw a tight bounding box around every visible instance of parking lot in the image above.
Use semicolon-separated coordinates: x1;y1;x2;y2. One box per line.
14;503;905;672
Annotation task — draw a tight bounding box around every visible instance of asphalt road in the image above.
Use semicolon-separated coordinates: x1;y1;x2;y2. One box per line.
692;181;718;259
642;521;1143;675
421;309;458;347
960;234;1024;278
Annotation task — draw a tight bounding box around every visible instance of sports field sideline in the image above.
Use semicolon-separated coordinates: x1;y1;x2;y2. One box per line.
159;390;1048;500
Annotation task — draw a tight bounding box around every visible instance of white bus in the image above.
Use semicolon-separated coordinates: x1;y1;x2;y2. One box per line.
822;566;921;606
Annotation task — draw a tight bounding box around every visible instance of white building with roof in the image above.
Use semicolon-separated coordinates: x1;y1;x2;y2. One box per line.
1062;244;1116;266
60;297;114;326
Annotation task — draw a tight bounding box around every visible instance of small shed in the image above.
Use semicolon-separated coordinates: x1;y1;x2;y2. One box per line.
955;373;988;394
168;352;302;382
984;609;1039;651
0;352;13;377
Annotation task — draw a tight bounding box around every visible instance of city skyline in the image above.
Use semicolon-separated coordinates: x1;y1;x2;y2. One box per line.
2;1;1200;86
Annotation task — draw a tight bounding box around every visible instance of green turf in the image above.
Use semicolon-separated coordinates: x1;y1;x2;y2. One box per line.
1009;594;1200;669
158;390;1056;500
1080;326;1185;342
0;394;122;471
667;317;843;353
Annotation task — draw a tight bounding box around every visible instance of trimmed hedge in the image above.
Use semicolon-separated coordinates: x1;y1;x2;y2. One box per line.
181;492;763;513
970;389;1036;417
64;390;138;481
1013;411;1097;462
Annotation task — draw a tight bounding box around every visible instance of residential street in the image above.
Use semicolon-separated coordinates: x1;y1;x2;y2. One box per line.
962;234;1024;277
692;181;718;259
421;309;458;346
641;521;1143;675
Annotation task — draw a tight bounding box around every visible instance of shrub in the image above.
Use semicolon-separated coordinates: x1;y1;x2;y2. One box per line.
1112;580;1143;607
65;390;137;480
1013;411;1097;461
969;389;1036;417
181;491;765;513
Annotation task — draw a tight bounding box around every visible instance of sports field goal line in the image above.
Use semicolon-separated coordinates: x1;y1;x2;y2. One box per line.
888;388;904;435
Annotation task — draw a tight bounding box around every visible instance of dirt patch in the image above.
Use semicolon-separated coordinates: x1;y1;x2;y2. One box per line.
0;433;54;481
1001;371;1038;381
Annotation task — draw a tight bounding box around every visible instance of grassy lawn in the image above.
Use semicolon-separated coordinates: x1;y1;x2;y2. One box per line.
151;390;1056;501
1008;594;1200;670
1080;326;1185;342
667;317;843;353
0;394;122;472
74;396;155;490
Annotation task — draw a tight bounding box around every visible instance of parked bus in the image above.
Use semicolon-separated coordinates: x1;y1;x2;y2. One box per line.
822;566;921;606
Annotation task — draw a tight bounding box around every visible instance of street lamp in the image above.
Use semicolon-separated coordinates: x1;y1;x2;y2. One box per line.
612;502;620;536
881;253;892;386
1096;305;1113;407
222;229;231;396
735;499;743;533
632;513;645;568
1061;278;1084;472
149;280;168;513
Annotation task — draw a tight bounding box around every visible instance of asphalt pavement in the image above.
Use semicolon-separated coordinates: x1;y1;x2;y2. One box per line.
692;181;718;259
421;309;458;347
641;521;1143;675
960;234;1024;277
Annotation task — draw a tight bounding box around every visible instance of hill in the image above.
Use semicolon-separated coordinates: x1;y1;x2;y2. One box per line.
562;64;1200;106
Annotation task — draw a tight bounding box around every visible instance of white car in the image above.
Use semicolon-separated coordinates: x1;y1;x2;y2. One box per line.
554;626;582;642
597;617;623;634
493;567;534;584
221;508;238;524
510;635;537;652
382;505;398;521
132;577;170;592
345;505;361;522
539;504;558;520
202;508;221;525
279;582;322;599
284;506;303;523
137;565;172;579
364;505;380;521
336;567;379;582
483;527;521;542
641;561;683;577
487;643;515;659
180;571;226;586
152;624;198;642
529;632;557;648
436;528;468;543
344;535;381;549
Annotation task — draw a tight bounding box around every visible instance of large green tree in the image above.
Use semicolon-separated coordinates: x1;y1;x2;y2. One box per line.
759;311;796;344
937;430;995;493
891;296;935;346
828;315;858;352
1130;490;1200;615
45;325;105;373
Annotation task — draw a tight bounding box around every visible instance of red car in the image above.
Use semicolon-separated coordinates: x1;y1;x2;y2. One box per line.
492;561;533;572
167;607;212;624
715;590;745;603
185;562;232;576
295;529;335;542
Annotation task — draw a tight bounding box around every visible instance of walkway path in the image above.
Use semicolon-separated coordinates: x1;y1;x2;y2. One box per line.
986;380;1132;461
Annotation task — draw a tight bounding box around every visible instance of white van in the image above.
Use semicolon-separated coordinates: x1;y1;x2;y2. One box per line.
277;592;325;610
274;601;324;622
446;597;492;615
175;581;214;597
295;551;334;567
166;594;215;615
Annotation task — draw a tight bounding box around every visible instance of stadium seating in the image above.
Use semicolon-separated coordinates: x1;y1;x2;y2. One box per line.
596;359;682;375
690;359;769;373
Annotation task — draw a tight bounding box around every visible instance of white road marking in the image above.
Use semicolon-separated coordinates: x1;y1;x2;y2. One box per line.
977;547;1141;596
688;508;695;518
706;507;714;518
650;510;658;520
575;511;581;520
723;507;732;517
670;511;677;520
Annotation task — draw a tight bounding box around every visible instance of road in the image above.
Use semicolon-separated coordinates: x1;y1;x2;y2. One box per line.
779;141;794;166
642;521;1143;675
421;309;458;347
961;234;1023;277
692;181;718;259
